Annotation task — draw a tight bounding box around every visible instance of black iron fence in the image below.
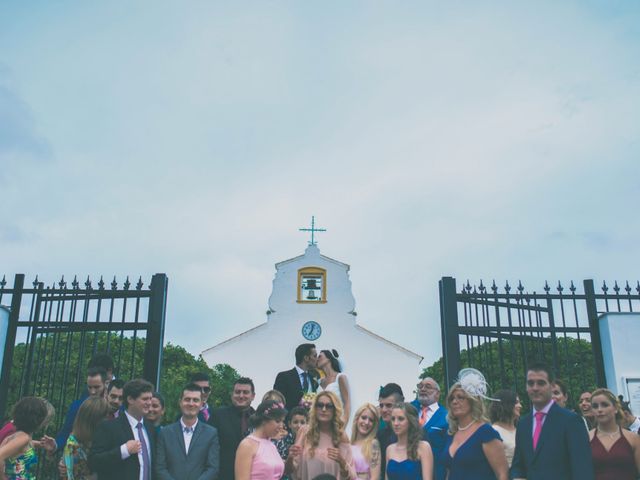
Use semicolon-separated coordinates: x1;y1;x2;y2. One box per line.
439;277;640;405
0;273;168;429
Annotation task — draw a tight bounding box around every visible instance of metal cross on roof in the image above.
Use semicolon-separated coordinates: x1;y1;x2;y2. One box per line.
299;216;326;246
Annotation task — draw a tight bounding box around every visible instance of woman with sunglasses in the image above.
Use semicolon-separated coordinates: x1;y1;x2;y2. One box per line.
287;391;355;479
589;388;640;480
443;383;508;480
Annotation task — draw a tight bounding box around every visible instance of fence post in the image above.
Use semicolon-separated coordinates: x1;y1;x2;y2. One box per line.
439;276;460;390
584;279;606;388
0;274;24;417
143;274;168;389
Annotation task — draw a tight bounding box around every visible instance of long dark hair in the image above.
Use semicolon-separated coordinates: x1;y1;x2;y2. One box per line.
489;389;518;425
321;349;341;373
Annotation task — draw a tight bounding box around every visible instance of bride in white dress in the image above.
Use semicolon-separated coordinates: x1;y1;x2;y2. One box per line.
317;349;351;424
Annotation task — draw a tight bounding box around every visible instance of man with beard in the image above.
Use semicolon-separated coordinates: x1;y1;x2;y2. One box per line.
210;377;256;480
107;379;125;420
411;377;448;480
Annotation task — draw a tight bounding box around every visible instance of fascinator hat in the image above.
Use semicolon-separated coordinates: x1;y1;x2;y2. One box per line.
456;368;500;402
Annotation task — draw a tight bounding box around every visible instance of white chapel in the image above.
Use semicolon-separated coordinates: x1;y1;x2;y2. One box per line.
201;226;423;418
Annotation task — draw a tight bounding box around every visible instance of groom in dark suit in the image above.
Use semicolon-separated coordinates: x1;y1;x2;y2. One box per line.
273;343;319;410
156;383;219;480
89;378;156;480
511;362;594;480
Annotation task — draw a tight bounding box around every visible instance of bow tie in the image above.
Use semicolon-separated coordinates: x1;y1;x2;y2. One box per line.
183;426;194;434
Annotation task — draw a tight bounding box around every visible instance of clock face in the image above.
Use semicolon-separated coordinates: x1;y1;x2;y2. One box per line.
301;321;322;340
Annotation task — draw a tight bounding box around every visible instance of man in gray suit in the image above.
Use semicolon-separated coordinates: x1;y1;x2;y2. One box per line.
155;383;220;480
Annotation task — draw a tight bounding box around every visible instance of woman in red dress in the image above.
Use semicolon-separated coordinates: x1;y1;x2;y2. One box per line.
589;388;640;480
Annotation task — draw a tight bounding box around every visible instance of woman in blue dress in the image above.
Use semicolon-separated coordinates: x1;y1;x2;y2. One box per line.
441;380;508;480
385;402;433;480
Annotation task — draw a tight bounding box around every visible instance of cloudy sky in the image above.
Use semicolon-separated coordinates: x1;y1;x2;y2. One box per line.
1;1;639;367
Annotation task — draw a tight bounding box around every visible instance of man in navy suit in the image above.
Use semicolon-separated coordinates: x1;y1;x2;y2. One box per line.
511;362;594;480
411;377;448;480
89;378;157;480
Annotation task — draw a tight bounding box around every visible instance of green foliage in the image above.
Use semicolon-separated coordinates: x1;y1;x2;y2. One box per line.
421;336;596;411
159;342;240;422
5;333;240;431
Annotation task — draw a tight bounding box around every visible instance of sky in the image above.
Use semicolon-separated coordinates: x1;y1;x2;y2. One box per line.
1;1;639;368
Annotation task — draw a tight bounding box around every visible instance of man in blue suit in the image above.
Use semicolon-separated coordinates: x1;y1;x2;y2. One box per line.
511;362;594;480
55;366;107;450
411;377;448;480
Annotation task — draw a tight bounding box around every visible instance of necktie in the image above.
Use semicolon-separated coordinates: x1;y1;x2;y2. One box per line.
136;423;151;480
302;372;309;392
201;406;209;422
419;406;429;427
532;411;545;450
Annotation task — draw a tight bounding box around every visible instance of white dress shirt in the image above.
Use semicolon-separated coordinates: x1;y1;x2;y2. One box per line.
120;410;151;480
180;418;198;454
295;365;310;392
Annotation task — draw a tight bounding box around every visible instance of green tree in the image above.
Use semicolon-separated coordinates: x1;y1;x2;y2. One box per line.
421;336;596;410
5;334;240;430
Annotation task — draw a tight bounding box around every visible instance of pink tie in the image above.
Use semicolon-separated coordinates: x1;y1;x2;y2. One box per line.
533;411;545;450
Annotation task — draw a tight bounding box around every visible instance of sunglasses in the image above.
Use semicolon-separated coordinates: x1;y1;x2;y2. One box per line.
201;387;211;393
316;402;335;411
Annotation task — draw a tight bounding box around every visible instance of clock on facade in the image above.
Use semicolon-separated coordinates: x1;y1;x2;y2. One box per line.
301;321;322;340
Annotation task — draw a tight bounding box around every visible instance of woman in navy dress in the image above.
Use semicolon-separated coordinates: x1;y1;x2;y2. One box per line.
385;402;433;480
441;382;508;480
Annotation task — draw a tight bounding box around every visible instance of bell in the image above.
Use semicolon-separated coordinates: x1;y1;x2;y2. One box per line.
307;289;317;300
306;279;318;289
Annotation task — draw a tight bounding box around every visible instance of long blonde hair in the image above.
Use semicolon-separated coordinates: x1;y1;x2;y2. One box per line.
305;391;345;458
350;403;380;464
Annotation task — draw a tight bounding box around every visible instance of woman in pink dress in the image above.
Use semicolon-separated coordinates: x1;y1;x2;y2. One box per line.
350;403;381;479
287;391;356;480
236;400;287;480
589;388;640;480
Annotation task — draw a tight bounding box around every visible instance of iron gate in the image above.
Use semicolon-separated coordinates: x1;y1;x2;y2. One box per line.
0;273;168;429
439;276;640;405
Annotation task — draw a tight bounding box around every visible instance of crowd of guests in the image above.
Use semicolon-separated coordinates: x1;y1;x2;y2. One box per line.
1;345;640;479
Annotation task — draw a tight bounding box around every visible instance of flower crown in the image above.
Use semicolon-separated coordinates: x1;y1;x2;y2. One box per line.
264;402;285;416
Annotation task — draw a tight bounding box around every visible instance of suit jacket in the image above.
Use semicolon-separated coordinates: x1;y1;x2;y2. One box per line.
88;412;157;480
510;402;594;480
273;367;318;411
411;400;449;480
209;405;254;480
155;419;219;480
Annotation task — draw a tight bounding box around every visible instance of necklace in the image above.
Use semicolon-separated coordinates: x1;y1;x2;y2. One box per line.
458;420;476;431
597;427;619;439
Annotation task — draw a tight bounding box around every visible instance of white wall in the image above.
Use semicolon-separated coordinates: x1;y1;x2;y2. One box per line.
600;313;640;413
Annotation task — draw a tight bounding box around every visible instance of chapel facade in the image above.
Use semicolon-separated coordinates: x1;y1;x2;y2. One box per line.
201;241;423;418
